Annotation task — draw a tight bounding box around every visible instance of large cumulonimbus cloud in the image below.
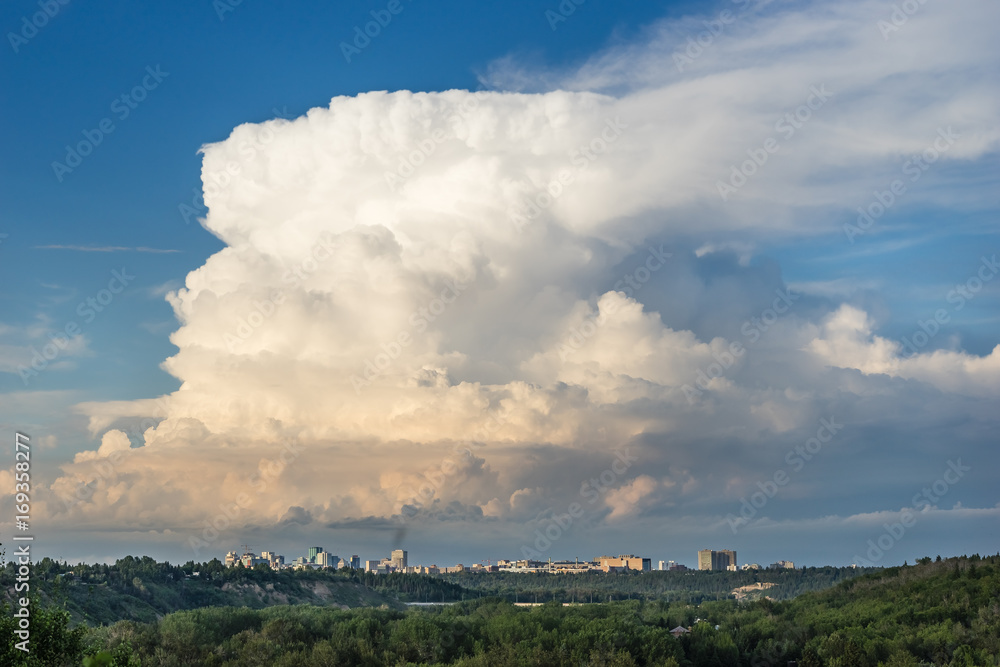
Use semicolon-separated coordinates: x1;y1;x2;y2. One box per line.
44;0;1000;560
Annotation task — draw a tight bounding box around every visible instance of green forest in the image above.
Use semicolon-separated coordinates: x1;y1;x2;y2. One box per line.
2;554;998;665
440;566;869;604
0;555;477;625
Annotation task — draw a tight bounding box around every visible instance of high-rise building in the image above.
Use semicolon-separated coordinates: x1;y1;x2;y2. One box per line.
350;555;361;570
391;549;408;571
259;551;284;569
698;549;737;571
308;547;324;563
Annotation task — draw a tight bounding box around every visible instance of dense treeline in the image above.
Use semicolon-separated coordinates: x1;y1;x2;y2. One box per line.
4;553;997;666
0;556;468;626
0;555;870;628
441;565;872;604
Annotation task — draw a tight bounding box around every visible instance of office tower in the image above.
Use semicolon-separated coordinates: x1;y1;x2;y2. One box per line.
391;549;408;570
698;549;737;570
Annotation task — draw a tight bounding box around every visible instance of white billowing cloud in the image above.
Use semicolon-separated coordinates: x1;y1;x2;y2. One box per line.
34;0;1000;547
604;475;660;521
0;469;15;499
522;291;744;406
808;305;1000;396
74;429;131;462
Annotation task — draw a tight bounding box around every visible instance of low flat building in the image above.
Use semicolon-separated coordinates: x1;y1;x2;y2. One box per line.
596;555;651;572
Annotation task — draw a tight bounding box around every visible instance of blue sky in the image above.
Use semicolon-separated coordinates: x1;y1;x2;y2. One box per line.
0;0;699;400
1;0;998;568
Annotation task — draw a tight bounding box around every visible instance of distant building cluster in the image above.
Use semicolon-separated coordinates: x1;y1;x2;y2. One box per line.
697;550;797;572
741;560;795;570
657;560;689;571
225;548;286;570
225;546;361;572
223;545;794;576
491;555;652;574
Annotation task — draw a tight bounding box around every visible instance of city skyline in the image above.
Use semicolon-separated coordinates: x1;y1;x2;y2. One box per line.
217;544;808;574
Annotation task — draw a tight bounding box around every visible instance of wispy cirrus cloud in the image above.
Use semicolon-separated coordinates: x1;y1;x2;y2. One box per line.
34;244;180;253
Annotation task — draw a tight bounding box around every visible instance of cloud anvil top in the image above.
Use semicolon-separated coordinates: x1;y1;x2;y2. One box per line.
1;0;998;571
